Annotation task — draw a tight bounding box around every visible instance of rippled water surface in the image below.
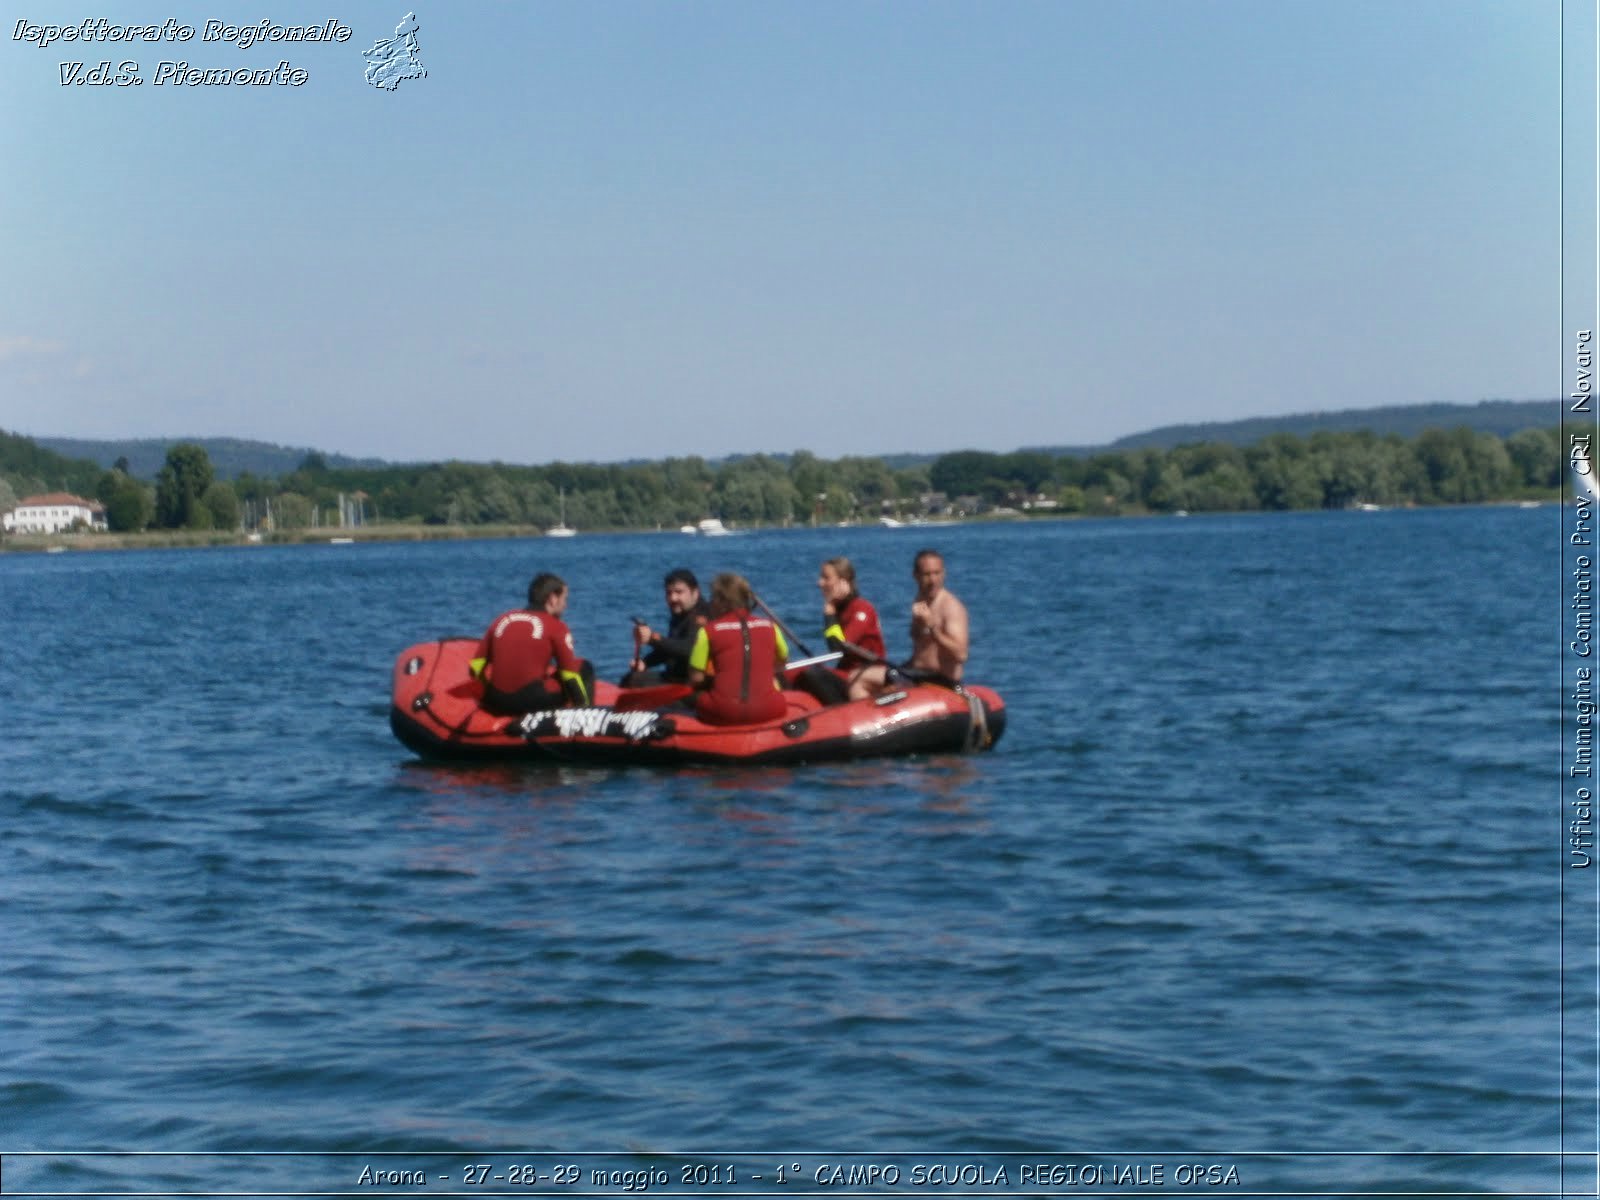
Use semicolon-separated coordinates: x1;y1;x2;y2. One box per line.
0;508;1565;1193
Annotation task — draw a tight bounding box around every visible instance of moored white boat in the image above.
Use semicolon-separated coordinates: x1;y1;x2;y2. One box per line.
546;488;577;537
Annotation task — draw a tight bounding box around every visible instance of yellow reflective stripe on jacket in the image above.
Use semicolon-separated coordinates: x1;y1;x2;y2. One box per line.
688;626;711;672
558;668;588;705
469;656;487;678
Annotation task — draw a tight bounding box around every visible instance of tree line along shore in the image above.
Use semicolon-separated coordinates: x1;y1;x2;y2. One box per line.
0;423;1568;546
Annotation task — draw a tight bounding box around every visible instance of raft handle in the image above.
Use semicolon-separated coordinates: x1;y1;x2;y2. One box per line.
963;691;992;752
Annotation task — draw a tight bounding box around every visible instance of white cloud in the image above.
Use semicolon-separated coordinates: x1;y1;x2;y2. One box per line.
0;335;67;361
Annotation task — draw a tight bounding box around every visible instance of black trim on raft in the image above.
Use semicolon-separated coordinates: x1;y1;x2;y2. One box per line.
390;695;1006;768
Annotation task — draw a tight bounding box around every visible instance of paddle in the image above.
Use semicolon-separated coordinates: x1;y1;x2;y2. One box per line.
750;588;929;684
628;614;650;676
785;650;843;671
831;635;956;689
749;589;817;659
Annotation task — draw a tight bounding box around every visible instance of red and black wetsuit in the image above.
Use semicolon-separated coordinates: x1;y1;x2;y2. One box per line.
689;609;790;725
475;608;590;714
792;591;888;704
825;593;885;672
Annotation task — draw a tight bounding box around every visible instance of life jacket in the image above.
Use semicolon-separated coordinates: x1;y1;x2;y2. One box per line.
824;593;885;671
693;609;788;725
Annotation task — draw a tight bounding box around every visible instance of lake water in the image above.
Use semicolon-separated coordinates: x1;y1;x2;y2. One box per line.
0;507;1581;1197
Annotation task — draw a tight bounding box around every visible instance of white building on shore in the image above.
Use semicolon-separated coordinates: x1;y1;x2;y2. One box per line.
2;492;108;534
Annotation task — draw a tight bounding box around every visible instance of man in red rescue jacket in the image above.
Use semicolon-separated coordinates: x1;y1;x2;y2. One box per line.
472;572;595;714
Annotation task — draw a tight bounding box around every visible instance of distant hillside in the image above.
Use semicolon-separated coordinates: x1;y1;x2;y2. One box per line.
1025;399;1555;456
34;436;392;481
0;428;105;495
23;399;1560;481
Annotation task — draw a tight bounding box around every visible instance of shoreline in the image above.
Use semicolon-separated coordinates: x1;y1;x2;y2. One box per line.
0;523;552;553
0;497;1561;554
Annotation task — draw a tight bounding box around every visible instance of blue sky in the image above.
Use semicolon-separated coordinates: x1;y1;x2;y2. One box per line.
0;1;1572;464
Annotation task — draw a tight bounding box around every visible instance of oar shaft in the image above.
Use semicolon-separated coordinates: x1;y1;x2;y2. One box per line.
838;637;953;689
750;590;816;659
785;651;843;671
837;638;888;666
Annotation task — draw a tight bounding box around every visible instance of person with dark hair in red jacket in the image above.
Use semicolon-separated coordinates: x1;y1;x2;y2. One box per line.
471;572;594;714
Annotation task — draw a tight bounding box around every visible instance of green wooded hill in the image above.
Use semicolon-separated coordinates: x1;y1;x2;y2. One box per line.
1029;398;1555;456
28;398;1560;479
0;398;1569;535
33;436;389;481
0;428;105;496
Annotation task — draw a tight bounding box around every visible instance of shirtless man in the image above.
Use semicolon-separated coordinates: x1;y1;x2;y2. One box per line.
852;548;969;697
906;549;969;681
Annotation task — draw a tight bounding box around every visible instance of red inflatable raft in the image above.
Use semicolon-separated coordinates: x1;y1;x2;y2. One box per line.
390;638;1006;766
